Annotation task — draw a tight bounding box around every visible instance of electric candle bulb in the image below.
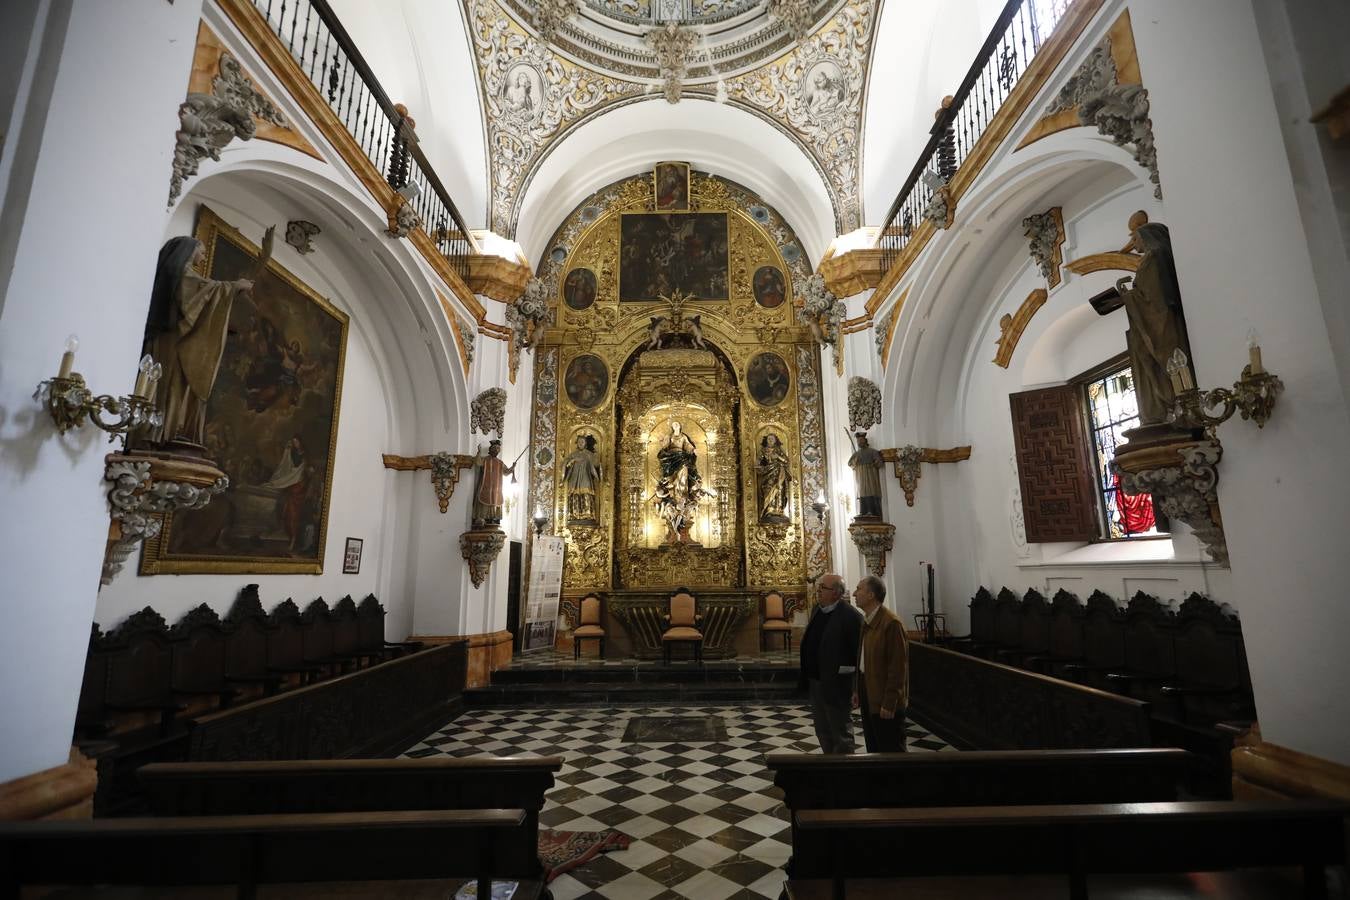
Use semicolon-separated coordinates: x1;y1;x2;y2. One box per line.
1247;328;1264;375
134;354;154;397
58;334;78;379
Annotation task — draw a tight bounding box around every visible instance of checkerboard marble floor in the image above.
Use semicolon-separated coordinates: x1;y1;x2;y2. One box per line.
503;650;798;669
404;704;953;900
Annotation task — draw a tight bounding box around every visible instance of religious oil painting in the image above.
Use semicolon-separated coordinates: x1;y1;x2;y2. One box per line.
653;161;690;211
618;212;729;301
565;354;609;410
563;267;597;310
142;206;348;575
752;265;786;309
747;351;790;407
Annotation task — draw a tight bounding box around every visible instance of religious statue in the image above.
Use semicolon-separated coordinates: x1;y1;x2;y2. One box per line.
472;439;516;528
848;432;885;519
653;420;704;543
562;434;602;523
756;434;792;523
1093;213;1193;426
142;227;274;448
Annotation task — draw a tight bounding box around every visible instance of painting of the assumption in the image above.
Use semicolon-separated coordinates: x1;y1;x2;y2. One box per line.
143;207;348;575
619;212;728;301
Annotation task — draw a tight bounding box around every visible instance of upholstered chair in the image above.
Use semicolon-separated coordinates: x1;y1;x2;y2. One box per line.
572;593;606;660
760;591;793;653
661;588;703;664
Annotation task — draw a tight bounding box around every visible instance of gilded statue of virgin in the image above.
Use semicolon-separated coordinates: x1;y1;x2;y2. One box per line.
653;420;704;543
756;434;791;523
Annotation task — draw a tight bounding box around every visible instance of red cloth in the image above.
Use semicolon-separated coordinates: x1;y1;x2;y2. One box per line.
1113;471;1155;533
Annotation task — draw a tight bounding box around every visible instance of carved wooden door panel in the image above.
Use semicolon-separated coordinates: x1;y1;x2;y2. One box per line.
1010;385;1096;542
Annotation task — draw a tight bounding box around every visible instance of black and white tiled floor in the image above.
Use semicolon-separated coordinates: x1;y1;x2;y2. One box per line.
404;704;953;900
503;650;797;670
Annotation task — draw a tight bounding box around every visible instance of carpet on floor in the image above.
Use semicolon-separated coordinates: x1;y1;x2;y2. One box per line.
538;828;632;882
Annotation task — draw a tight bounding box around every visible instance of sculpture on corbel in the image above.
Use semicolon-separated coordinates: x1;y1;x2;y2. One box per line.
101;452;228;586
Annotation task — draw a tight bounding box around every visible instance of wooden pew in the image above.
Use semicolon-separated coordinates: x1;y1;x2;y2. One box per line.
0;809;538;900
788;799;1349;900
138;755;562;879
768;748;1210;877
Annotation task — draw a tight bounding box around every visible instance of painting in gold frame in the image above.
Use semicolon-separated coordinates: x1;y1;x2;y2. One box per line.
140;206;349;575
618;211;729;302
653;161;690;211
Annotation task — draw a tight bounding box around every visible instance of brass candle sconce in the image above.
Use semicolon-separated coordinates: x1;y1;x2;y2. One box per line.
35;336;163;440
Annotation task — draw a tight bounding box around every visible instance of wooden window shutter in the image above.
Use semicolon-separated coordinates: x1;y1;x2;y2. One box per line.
1010;385;1097;542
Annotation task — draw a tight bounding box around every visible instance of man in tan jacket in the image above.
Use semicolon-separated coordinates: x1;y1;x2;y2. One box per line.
852;574;910;752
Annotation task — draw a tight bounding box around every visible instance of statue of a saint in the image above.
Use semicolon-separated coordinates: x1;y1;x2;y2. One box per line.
756;434;792;523
847;432;884;519
562;434;602;523
1095;214;1193;426
472;439;516;528
653;420;703;543
142;229;274;448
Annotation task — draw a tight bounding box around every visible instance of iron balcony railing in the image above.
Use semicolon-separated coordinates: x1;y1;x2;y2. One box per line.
876;0;1073;274
250;0;478;276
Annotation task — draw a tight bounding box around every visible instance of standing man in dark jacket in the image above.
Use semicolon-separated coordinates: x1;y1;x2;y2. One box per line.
852;574;910;752
799;573;863;753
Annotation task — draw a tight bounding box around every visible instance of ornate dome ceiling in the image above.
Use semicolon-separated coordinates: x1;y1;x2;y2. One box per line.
503;0;843;82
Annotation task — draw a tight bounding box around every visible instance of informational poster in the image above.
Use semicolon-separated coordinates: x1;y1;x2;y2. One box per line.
523;536;565;653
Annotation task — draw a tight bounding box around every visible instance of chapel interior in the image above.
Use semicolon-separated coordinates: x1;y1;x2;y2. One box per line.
2;0;1350;896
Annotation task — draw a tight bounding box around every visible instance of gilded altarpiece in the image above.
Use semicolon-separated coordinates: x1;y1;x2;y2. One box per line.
530;169;830;601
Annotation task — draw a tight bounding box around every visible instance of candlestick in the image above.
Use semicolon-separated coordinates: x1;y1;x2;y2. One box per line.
58;334;78;379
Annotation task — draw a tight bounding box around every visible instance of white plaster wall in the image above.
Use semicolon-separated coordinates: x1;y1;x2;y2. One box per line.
1127;0;1350;765
0;0;204;784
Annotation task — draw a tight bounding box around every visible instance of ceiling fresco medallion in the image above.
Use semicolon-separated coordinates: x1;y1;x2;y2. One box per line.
464;0;876;235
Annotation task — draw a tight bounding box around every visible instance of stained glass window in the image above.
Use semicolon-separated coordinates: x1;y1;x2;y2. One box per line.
1084;365;1159;539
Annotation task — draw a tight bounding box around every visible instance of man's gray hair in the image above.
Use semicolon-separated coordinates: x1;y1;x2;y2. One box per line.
861;575;886;603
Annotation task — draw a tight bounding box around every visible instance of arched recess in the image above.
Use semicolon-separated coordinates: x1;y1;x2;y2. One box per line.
515;97;837;266
97;152;472;639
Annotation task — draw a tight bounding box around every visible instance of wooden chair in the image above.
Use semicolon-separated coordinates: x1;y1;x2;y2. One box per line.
573;593;607;660
761;591;793;653
662;588;703;664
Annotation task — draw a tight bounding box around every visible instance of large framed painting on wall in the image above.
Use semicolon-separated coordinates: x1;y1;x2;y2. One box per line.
618;212;728;301
141;206;349;575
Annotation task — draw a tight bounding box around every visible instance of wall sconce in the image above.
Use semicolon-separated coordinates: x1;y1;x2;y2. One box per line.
811;489;828;525
533;505;550;536
35;338;162;440
1167;345;1283;431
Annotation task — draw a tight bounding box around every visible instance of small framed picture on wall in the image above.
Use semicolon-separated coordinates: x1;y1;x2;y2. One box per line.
342;537;363;574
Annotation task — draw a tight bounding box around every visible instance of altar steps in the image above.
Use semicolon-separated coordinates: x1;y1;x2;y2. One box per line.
465;659;801;707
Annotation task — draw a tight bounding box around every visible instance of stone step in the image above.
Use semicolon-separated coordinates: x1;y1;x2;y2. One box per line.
464;680;801;707
490;663;800;685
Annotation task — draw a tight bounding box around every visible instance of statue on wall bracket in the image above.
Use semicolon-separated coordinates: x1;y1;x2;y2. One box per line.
846;431;885;520
563;433;603;524
471;439;519;528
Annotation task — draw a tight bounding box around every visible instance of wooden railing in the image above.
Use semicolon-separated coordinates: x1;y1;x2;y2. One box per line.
876;0;1074;275
248;0;478;275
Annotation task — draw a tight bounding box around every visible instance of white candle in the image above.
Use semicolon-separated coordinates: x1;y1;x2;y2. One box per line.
58;334;78;379
1249;344;1264;376
1169;369;1184;395
1179;365;1195;391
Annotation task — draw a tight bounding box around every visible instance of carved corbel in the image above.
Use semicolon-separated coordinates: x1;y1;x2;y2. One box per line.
1113;434;1227;565
1023;207;1065;289
847;377;882;433
880;445;972;506
385;197;422;238
382;452;475;513
460;528;507;588
848;521;896;575
471;388;507;438
102;451;228;586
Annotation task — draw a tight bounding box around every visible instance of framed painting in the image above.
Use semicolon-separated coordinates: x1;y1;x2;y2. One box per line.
563;267;596;310
343;537;363;574
752;265;786;309
747;351;790;407
618;212;728;301
141;206;349;575
565;354;609;409
653;161;690;211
